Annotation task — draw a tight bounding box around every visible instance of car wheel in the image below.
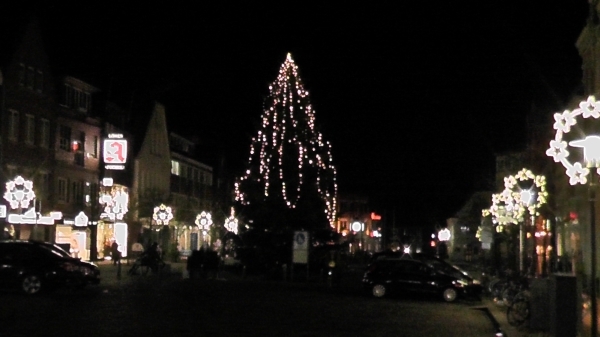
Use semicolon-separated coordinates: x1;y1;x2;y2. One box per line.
443;287;458;302
21;274;43;295
372;284;387;298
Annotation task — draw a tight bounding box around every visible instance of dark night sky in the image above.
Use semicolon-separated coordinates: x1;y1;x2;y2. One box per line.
1;1;591;225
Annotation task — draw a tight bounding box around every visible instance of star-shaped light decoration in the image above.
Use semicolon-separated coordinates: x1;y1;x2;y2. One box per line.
153;204;173;226
547;95;600;185
3;176;36;209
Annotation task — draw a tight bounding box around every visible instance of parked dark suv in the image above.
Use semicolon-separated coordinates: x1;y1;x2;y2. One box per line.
362;258;481;302
0;240;101;295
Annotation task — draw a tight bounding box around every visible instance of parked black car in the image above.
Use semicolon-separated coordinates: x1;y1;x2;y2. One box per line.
0;240;101;295
362;258;481;302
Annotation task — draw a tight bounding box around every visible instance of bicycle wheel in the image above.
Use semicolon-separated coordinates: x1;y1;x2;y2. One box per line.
507;298;529;327
140;264;151;276
128;262;139;276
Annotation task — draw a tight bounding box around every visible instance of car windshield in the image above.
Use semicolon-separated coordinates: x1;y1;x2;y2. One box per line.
37;242;72;258
418;257;466;279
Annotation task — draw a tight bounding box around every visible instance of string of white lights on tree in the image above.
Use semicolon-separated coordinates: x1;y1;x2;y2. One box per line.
234;53;338;225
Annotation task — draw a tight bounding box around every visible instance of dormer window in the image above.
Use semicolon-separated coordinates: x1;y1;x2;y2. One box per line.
62;84;91;113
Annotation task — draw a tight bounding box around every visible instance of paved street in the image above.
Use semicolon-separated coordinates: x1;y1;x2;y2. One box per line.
0;261;505;337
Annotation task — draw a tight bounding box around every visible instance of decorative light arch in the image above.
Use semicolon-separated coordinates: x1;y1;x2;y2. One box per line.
547;95;600;185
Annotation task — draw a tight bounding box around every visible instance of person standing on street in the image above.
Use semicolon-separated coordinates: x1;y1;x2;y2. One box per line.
111;239;121;265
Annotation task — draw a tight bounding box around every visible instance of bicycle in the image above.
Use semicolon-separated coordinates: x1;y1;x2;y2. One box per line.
506;288;531;327
128;254;166;276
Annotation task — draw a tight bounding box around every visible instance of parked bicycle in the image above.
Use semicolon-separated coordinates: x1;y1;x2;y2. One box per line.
128;253;166;276
506;288;531;327
128;243;166;276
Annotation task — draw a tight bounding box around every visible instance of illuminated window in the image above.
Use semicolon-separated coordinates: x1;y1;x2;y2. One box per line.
171;160;180;175
25;114;34;145
8;110;19;141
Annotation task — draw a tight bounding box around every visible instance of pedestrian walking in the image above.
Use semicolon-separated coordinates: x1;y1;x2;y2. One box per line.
111;239;121;265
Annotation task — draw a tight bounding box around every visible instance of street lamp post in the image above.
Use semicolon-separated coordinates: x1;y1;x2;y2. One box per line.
546;95;600;337
485;189;521;271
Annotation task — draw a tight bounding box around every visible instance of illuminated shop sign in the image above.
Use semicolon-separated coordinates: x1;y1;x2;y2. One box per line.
103;134;128;170
100;185;129;221
74;211;89;227
8;208;62;225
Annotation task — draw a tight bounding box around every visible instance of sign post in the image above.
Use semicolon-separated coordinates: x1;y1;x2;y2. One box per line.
292;231;309;281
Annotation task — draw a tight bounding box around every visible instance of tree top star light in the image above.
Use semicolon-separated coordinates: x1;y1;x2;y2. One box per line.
547;95;600;185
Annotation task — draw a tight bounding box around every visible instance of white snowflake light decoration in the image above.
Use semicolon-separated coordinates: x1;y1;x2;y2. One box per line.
195;211;213;234
504;168;548;216
488;189;522;225
4;176;36;209
224;207;239;235
547;95;600;185
153;204;173;226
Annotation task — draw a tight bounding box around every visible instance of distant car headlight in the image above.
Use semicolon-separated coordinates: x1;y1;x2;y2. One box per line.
472;279;481;285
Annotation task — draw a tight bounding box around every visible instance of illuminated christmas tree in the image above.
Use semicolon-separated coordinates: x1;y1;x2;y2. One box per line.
235;53;337;231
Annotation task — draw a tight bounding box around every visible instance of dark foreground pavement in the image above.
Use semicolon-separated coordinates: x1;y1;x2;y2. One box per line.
0;260;551;337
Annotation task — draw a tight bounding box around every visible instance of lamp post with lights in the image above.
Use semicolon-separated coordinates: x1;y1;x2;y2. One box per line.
484;189;522;272
504;168;548;276
224;207;238;235
351;220;364;252
152;204;173;245
546;95;600;337
195;211;213;247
